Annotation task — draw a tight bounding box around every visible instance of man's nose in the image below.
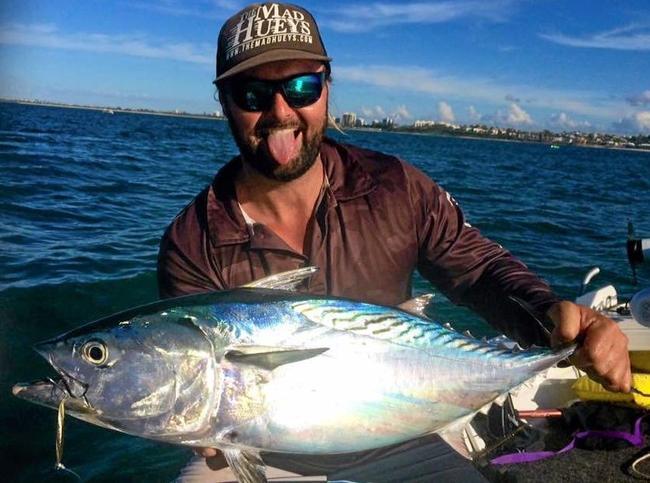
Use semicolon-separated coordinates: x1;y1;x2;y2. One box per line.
266;90;294;119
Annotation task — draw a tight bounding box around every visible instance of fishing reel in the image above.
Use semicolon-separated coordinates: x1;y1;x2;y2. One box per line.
627;221;650;285
627;222;650;326
577;222;650;328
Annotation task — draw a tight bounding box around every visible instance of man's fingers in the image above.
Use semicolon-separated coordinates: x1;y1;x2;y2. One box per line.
603;358;632;393
194;447;219;457
548;301;582;346
581;358;631;393
570;317;612;366
572;316;631;392
548;301;631;393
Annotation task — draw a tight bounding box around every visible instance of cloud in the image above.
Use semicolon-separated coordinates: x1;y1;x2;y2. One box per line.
393;104;412;120
335;64;619;120
613;111;650;134
126;0;517;29
627;90;650;107
467;105;482;122
359;104;411;121
0;23;213;65
484;104;534;128
322;1;515;32
360;105;387;119
125;0;239;19
505;94;521;103
549;112;576;129
504;103;533;125
548;112;591;130
541;24;650;51
437;101;455;123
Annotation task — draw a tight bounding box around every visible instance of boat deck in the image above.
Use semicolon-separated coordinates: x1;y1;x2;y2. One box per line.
480;422;648;482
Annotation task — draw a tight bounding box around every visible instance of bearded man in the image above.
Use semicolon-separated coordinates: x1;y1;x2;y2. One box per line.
158;2;630;481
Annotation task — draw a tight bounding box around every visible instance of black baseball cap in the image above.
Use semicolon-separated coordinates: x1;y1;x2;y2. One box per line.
215;2;331;83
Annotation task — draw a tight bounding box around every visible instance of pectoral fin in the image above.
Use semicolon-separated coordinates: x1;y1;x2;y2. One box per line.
225;346;329;371
223;448;266;483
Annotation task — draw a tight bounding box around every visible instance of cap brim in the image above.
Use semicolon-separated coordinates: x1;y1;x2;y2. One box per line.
216;49;332;82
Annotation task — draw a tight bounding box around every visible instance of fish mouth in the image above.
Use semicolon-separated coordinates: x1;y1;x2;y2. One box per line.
12;340;92;411
12;376;92;414
48;360;89;400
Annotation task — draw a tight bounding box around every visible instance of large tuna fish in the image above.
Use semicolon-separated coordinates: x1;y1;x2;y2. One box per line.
13;268;573;482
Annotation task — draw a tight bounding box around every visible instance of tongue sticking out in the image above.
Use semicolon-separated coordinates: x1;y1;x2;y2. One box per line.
265;129;302;165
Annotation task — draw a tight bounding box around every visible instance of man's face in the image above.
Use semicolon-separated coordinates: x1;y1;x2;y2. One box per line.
221;59;329;182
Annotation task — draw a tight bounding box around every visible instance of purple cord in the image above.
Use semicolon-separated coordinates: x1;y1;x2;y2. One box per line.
490;415;645;465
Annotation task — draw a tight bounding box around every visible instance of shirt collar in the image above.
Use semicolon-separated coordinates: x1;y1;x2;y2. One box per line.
320;136;377;202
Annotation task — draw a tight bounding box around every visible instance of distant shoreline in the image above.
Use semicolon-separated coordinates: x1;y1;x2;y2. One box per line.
5;99;649;153
2;98;226;122
385;129;650;153
453;132;650;153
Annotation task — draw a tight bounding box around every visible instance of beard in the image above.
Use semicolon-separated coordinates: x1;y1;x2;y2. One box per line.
228;112;327;182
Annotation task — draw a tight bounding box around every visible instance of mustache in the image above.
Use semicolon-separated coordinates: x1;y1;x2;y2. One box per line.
255;119;305;137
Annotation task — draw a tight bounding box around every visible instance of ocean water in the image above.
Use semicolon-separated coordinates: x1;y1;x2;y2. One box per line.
1;101;649;481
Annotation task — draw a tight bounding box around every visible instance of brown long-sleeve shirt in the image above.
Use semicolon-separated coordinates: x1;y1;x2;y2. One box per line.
158;137;558;346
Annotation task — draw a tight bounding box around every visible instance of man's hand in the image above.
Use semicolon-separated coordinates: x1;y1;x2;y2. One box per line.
194;447;228;470
195;447;220;458
547;300;631;392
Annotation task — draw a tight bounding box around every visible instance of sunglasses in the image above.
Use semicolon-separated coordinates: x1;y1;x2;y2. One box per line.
228;72;326;112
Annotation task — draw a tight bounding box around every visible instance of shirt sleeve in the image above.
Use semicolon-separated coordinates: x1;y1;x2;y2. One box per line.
404;162;559;346
157;189;226;299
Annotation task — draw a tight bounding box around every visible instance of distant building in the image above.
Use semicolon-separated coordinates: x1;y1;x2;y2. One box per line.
381;117;395;128
341;112;357;128
413;120;460;130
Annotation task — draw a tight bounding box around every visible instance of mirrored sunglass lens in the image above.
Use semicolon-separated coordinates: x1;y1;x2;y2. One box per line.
236;81;274;111
233;73;323;111
284;74;323;107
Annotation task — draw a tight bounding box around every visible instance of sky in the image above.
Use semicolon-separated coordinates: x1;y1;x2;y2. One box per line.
1;0;650;134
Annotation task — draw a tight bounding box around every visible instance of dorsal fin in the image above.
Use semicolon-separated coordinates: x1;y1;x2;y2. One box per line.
397;293;435;319
242;267;318;291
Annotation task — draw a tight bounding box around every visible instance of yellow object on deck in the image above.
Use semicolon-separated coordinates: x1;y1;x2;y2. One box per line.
630;351;650;373
572;351;650;408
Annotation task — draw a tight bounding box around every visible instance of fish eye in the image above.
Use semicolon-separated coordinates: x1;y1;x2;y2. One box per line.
82;341;108;366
